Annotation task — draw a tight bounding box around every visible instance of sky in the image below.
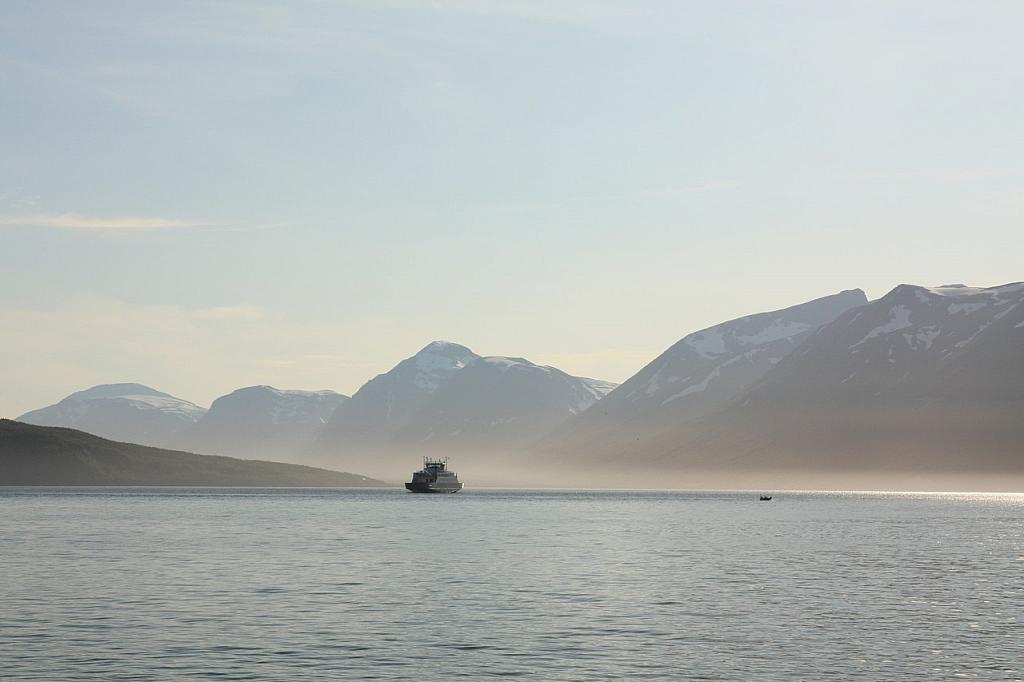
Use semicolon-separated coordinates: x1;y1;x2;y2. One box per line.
1;0;1022;417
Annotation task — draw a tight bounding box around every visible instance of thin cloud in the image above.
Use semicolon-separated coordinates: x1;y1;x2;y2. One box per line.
497;182;736;213
372;0;629;24
0;212;206;231
192;305;265;322
837;168;1018;184
628;182;737;199
0;190;40;210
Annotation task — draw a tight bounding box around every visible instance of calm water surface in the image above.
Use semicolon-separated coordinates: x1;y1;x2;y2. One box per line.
1;487;1021;680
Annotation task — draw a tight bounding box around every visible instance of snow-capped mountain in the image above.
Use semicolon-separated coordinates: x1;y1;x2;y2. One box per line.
176;386;348;461
311;341;617;475
536;289;868;456
739;282;1024;407
396;356;615;450
17;383;206;448
560;282;1024;489
603;288;866;417
315;341;479;449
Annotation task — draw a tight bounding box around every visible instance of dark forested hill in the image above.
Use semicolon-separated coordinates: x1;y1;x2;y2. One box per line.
0;419;386;487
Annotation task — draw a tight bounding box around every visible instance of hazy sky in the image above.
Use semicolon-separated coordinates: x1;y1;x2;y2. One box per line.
2;1;1022;416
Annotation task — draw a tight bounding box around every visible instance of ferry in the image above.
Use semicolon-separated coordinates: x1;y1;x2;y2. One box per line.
405;458;463;493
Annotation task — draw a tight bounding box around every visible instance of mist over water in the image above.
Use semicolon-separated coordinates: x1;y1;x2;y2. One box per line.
2;488;1021;680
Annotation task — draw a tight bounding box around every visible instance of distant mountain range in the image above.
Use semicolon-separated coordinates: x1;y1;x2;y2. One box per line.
17;383;348;461
0;420;384;486
309;341;616;476
12;342;618;477
9;282;1023;490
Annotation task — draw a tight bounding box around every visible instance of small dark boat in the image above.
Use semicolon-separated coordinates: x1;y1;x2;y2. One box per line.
759;495;772;501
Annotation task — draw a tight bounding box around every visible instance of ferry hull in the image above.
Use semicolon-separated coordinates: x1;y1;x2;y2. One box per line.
405;481;463;493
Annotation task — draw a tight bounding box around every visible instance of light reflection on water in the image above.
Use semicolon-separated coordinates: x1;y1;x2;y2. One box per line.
1;487;1021;680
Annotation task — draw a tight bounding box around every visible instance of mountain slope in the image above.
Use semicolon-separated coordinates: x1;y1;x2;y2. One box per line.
17;383;206;449
176;386;347;461
536;289;868;458
311;341;617;477
572;282;1024;490
0;419;385;486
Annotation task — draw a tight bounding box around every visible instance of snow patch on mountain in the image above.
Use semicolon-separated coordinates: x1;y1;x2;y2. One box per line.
644;372;662;396
735;320;812;346
662;353;751;405
113;394;208;417
948;302;987;314
684;330;727;358
903;326;941;351
850;305;913;348
581;378;617;397
926;282;1024;298
411;341;476;391
65;383;171;400
480;356;555;374
570;377;618;414
993;302;1020;320
925;284;992;297
955;321;993;349
267;388;340;398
